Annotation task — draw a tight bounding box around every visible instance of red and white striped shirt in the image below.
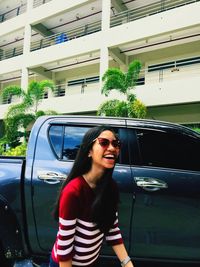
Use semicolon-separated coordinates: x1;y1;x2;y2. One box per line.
51;176;123;266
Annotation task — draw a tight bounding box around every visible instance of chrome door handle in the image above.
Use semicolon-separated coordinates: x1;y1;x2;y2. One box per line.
37;171;66;184
135;177;168;192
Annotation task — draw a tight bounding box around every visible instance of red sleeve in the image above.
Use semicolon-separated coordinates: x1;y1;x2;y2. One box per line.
56;185;80;262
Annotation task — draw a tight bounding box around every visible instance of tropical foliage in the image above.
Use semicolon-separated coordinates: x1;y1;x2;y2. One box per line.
1;142;27;156
102;60;141;99
98;60;147;118
192;127;200;134
0;80;57;151
97;100;127;117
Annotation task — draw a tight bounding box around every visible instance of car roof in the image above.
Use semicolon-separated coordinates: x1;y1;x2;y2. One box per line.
35;115;200;138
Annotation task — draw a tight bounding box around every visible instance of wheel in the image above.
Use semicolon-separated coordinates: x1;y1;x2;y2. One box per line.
0;243;14;267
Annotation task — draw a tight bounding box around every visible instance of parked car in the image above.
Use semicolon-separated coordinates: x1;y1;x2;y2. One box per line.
0;115;200;267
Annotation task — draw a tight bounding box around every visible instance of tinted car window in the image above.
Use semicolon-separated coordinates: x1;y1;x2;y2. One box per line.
49;125;63;159
63;126;90;160
49;125;129;164
136;129;200;171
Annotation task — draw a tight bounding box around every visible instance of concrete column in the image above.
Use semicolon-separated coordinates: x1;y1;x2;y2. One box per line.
99;0;111;91
21;22;31;90
99;45;109;91
27;0;34;11
21;0;33;91
101;0;111;31
21;67;29;91
23;23;32;56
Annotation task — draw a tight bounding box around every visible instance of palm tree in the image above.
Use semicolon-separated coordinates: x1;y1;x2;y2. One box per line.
101;60;141;101
98;60;147;118
1;80;57;147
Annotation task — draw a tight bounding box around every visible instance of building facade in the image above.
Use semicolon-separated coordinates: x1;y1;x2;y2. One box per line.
0;0;200;125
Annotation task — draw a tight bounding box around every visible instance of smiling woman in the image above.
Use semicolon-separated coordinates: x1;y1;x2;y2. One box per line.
87;130;120;174
49;125;134;267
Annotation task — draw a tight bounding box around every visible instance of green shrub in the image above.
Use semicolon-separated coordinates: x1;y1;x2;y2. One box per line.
97;100;122;116
97;99;146;118
0;144;5;155
193;128;200;134
2;143;27;156
128;99;147;118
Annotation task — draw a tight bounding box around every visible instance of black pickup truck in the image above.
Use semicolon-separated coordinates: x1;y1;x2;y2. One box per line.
0;115;200;267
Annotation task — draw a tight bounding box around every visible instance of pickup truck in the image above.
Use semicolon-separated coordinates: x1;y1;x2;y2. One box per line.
0;115;200;267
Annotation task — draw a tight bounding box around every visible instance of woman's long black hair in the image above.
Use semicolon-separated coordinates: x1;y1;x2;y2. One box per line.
53;125;120;233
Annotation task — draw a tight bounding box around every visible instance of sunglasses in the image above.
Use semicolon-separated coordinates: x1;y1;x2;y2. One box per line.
94;137;121;149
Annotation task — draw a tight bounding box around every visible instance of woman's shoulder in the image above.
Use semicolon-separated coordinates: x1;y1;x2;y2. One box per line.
62;176;84;195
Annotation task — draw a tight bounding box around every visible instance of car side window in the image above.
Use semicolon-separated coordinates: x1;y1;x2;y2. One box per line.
62;126;90;160
136;129;200;171
49;125;90;160
49;125;129;164
49;125;63;159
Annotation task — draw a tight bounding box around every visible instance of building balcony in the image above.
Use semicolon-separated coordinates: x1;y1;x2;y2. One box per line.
1;0;200;67
0;73;199;120
0;0;53;24
135;76;200;107
110;0;200;28
33;0;52;9
30;20;101;52
0;3;26;23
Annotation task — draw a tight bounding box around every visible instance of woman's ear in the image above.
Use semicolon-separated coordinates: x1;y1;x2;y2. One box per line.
88;146;94;158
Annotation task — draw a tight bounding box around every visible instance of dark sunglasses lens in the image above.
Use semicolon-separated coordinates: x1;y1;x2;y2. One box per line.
99;138;109;147
98;138;121;148
112;140;121;148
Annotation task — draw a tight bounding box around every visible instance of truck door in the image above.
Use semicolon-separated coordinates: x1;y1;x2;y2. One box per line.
28;118;134;257
101;127;134;258
28;123;92;253
127;125;200;263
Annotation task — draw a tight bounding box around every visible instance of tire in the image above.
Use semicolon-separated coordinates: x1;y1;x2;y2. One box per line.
0;243;14;267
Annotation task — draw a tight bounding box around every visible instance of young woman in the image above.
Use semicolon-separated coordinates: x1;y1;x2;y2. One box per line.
50;125;134;267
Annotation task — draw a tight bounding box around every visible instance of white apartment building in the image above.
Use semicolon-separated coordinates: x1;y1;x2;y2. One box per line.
0;0;200;127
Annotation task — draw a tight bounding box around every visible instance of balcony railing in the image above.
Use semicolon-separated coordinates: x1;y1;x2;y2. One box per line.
2;0;199;60
0;74;146;105
146;56;200;83
0;77;99;105
53;85;66;97
2;54;199;104
33;0;53;8
0;0;54;23
148;56;200;72
0;4;26;23
0;20;101;61
0;94;20;105
0;46;23;61
0;95;12;105
110;0;200;27
31;20;101;51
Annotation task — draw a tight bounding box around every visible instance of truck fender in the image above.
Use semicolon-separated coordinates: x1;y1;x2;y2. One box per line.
0;196;23;260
